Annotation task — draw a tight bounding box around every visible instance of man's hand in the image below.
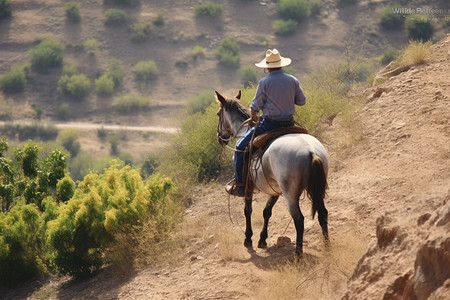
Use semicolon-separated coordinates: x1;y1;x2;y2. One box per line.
251;110;259;123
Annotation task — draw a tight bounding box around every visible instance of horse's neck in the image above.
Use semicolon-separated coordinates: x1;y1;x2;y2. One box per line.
228;113;250;138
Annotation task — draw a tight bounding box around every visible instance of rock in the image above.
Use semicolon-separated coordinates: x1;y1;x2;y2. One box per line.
276;236;291;247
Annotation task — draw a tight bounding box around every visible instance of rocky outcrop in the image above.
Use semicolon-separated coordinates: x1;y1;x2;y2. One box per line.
343;193;450;300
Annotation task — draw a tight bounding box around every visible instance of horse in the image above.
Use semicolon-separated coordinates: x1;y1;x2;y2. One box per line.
215;90;330;257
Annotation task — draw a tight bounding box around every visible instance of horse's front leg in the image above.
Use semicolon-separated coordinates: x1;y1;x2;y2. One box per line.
258;195;279;248
244;196;253;247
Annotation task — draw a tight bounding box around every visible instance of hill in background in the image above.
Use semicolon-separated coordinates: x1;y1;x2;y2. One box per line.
1;0;448;127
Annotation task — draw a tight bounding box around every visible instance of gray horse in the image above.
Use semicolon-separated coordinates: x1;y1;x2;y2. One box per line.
215;90;330;256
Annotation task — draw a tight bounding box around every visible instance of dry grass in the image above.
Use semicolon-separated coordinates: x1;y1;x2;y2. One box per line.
399;40;432;67
254;228;367;299
214;226;247;261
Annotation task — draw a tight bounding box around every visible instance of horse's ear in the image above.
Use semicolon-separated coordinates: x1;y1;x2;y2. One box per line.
235;90;241;100
215;91;225;105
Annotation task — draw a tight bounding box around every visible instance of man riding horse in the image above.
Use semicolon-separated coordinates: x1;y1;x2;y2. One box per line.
226;49;307;197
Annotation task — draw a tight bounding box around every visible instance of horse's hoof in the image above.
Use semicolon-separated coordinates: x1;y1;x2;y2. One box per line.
244;239;253;248
258;240;267;249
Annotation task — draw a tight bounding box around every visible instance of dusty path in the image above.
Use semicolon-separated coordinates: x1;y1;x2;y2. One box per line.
0;121;179;134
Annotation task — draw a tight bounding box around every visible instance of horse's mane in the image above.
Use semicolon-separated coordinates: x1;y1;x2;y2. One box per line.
223;97;250;119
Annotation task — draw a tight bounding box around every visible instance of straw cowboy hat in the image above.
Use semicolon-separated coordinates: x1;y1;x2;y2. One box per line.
255;49;292;68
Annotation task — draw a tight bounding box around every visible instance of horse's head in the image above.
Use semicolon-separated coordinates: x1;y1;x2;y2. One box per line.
215;90;249;146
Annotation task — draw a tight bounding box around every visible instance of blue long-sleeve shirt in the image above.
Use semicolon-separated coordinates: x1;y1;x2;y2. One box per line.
250;69;306;121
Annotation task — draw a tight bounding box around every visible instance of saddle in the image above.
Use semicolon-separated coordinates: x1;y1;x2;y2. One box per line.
251;125;308;149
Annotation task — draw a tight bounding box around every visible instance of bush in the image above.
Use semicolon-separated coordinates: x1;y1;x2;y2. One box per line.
0;203;46;283
239;66;257;88
107;58;125;87
278;0;309;22
112;93;151;113
191;45;205;60
380;47;399;65
273;19;298;36
57;129;80;157
294;69;351;133
130;21;152;42
57;73;91;99
186;89;215;114
95;74;115;96
0;65;26;93
153;12;164;26
62;64;78;76
405;15;433;41
28;36;65;70
133;60;159;83
194;2;223;17
379;5;404;30
0;0;11;20
83;39;100;55
46;165;177;277
55;176;75;203
398;40;431;67
215;37;241;68
335;0;357;5
56;103;71;120
5;123;58;141
64;2;80;22
104;8;127;26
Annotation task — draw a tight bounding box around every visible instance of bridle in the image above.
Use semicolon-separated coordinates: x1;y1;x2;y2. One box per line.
216;105;254;152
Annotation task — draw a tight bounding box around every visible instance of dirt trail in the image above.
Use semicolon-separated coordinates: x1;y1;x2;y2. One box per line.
3;36;450;300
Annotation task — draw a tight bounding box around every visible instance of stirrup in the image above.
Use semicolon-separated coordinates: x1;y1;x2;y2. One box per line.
225;180;245;197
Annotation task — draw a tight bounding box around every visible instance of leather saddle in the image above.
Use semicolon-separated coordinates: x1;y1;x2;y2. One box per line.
251;125;308;149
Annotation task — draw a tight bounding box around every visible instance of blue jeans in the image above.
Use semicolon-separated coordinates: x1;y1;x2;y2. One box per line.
234;118;283;184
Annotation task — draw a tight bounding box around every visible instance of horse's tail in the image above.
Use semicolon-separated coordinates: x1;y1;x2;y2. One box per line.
307;153;328;219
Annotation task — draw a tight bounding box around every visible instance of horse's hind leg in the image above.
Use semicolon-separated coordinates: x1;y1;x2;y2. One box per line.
258;195;279;249
286;198;305;257
244;196;253;247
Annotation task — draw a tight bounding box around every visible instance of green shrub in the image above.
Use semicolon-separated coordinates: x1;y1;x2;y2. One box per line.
130;21;152;42
0;203;46;284
56;103;71;120
405;15;433;41
28;36;65;70
215;37;241;68
278;0;309;22
103;0;140;6
5;123;58;141
379;5;404;30
57;73;91;99
380;47;399;65
133;60;159;83
0;0;12;20
95;74;115;96
112;93;151;113
0;65;26;93
335;0;357;5
57;129;80;157
186;89;215;114
83;39;100;55
104;8;127;26
194;2;223;17
191;45;205;60
46;165;176;277
175;60;188;69
64;2;80;22
239;66;257;88
62;64;78;76
294;69;350;133
309;0;321;16
107;58;125;87
153;12;164;26
55;176;75;203
273;19;298;36
68;151;94;182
